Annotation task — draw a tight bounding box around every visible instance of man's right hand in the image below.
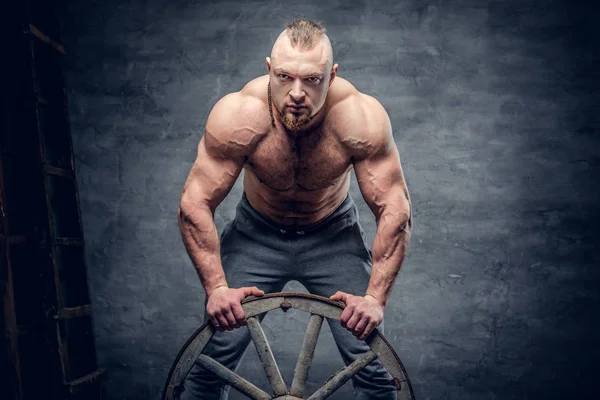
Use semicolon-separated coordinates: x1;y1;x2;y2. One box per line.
206;286;265;332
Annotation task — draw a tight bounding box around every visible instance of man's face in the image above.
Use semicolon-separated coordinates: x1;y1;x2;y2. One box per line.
267;38;336;131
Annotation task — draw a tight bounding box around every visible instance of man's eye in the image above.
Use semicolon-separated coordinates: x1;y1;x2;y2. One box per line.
278;74;289;79
307;77;320;83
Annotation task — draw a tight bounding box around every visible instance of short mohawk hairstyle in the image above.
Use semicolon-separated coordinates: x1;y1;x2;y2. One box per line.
284;18;327;50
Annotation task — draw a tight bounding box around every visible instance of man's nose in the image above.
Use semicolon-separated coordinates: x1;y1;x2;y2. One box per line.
289;79;305;101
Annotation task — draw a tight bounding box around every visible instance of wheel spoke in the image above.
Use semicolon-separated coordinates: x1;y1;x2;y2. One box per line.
306;350;378;400
197;354;271;400
246;316;288;396
290;314;324;397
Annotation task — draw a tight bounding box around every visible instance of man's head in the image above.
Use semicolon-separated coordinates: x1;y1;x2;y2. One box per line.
266;18;339;132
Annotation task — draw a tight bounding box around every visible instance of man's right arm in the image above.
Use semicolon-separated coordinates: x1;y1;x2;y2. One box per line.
178;92;267;332
178;92;254;296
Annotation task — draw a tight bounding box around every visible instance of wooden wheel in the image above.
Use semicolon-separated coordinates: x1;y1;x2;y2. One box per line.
162;292;415;400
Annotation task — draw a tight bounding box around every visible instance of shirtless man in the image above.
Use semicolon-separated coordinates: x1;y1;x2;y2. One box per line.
178;18;412;400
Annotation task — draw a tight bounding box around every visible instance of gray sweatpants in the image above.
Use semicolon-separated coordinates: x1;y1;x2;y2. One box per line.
181;192;397;400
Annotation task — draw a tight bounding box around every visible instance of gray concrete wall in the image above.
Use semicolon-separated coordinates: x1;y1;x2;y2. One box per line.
59;0;599;399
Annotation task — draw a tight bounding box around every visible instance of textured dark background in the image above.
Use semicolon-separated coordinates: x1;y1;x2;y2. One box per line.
57;0;599;399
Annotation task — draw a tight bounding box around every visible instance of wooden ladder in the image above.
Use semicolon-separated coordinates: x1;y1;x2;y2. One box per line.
1;1;105;399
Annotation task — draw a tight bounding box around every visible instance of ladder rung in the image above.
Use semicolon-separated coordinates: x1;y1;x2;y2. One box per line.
26;24;66;55
65;368;106;395
5;325;42;336
54;237;83;246
16;325;30;335
45;165;74;179
4;325;30;335
54;304;92;320
8;235;26;245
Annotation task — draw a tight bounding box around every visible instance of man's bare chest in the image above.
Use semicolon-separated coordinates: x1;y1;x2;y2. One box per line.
245;127;352;192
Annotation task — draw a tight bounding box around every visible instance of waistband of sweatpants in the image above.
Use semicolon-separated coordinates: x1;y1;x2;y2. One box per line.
236;192;357;236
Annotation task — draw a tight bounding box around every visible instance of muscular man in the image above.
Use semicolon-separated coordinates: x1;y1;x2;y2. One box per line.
178;18;412;400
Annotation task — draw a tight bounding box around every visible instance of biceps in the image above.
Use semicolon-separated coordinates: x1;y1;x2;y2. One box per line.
354;149;409;217
181;137;244;213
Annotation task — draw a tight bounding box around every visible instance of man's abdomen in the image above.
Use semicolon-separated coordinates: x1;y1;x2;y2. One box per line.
242;170;352;228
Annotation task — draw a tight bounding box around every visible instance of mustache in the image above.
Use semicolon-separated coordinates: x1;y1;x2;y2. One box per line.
286;104;308;110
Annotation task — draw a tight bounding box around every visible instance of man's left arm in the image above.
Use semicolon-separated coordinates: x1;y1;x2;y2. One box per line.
330;96;412;340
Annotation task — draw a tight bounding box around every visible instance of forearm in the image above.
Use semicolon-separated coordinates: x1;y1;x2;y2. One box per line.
178;203;227;297
365;207;412;306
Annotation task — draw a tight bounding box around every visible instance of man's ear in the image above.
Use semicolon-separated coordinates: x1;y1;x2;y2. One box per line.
329;63;339;87
265;57;271;73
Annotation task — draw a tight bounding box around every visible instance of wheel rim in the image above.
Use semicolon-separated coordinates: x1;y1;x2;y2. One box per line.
162;292;416;400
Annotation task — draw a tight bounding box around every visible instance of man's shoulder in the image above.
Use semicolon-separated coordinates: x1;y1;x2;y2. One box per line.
240;75;270;101
328;80;391;158
209;77;270;132
329;78;389;131
205;79;270;156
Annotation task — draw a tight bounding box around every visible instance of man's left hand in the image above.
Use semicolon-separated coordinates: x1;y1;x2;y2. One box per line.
329;291;384;340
